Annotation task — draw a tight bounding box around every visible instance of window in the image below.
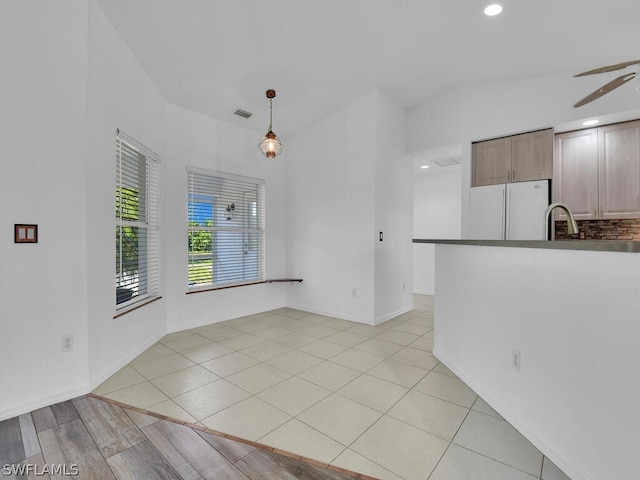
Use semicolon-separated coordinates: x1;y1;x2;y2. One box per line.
187;168;265;290
115;130;160;310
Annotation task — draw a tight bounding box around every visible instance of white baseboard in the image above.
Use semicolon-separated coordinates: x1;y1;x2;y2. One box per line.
374;304;414;325
0;384;90;422
413;289;434;295
89;329;167;391
284;304;374;324
284;303;414;326
0;330;167;422
433;348;592;480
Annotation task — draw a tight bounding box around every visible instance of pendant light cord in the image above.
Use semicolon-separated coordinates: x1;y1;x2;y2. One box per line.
269;98;274;131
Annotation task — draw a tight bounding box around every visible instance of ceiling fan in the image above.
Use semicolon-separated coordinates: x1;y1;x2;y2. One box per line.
573;59;640;108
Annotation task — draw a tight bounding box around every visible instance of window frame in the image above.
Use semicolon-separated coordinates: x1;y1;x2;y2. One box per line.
187;167;266;292
115;129;161;314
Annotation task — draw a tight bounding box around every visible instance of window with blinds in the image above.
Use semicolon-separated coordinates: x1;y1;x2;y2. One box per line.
115;130;160;309
187;168;265;290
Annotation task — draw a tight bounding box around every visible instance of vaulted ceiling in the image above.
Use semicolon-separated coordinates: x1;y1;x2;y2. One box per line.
96;0;640;140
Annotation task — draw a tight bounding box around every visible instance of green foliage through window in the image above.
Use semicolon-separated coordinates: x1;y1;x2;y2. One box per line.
116;131;159;307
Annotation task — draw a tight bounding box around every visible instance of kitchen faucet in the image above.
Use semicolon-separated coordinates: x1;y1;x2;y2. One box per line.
544;202;579;240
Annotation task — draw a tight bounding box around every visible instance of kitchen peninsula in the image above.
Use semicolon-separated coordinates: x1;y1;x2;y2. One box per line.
413;238;640;480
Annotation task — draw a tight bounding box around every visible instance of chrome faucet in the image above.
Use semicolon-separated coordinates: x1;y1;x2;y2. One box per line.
544;202;579;240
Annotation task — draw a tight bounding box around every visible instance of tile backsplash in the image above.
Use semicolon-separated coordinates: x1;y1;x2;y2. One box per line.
555;219;640;240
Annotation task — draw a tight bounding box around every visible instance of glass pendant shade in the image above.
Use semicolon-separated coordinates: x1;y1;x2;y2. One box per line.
259;130;283;158
259;89;283;158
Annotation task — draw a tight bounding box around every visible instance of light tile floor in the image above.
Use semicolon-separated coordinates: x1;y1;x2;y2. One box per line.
94;295;572;480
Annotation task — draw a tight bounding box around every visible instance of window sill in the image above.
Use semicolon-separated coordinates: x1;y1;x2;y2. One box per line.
186;278;303;295
114;295;162;319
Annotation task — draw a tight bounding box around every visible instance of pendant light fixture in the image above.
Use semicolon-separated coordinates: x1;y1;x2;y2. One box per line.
258;89;283;158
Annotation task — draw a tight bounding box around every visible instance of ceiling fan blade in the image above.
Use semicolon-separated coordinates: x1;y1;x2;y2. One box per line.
573;72;636;108
574;59;640;77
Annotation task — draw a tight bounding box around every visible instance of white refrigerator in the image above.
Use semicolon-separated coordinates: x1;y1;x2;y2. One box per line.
468;180;549;240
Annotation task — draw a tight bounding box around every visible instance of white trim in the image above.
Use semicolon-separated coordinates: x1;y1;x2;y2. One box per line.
281;304;414;326
113;294;161;316
187;167;266;291
0;384;90;422
186;166;265;186
413;288;435;295
89;329;166;391
116;130;161;312
117;129;161;163
374;304;414;325
433;348;591;480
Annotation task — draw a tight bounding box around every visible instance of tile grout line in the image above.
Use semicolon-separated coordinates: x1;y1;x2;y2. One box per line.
92;298;462;479
317;359;439;480
424;402;475;480
200;325;434;475
127;332;363;423
293;336;457;476
446;442;542;479
90;393;369;479
442;397;546;479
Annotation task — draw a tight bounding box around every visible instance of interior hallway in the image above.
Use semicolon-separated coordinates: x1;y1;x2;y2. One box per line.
89;295;571;480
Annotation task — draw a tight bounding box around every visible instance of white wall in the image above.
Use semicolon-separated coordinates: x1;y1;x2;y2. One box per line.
0;0;171;418
407;72;640;237
434;245;640;480
412;165;462;294
0;0;288;419
0;0;91;419
164;104;287;332
85;0;168;388
285;90;412;324
373;91;413;322
285;92;377;322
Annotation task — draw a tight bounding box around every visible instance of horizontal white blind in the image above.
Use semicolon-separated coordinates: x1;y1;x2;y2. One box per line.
187;168;265;289
116;130;161;308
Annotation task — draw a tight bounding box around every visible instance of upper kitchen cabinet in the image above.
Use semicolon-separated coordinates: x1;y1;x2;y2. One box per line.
472;136;511;186
553;128;598;220
554;120;640;220
472;129;553;187
511;129;554;182
598;120;640;219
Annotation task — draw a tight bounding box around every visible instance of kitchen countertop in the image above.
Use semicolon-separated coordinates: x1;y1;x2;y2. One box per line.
412;239;640;252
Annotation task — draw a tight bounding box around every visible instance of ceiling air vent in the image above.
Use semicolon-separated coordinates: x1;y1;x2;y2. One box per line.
434;157;461;167
233;108;253;119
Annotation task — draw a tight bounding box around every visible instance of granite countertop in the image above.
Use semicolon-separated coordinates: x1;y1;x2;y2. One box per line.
412;239;640;253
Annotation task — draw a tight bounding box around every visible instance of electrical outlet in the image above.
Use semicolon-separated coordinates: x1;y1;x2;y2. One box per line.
62;335;73;352
512;349;521;371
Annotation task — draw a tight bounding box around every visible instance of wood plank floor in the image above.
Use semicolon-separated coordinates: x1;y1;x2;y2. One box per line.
0;395;369;480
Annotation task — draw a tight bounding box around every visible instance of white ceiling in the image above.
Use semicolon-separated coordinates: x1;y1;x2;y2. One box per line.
96;0;640;140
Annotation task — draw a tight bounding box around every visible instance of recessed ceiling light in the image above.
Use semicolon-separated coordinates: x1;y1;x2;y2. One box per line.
582;119;599;126
420;165;430;169
484;4;503;16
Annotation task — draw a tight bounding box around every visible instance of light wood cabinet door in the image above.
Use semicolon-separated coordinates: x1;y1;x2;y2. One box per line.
553;129;598;220
512;129;553;182
472;137;510;186
598;120;640;219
